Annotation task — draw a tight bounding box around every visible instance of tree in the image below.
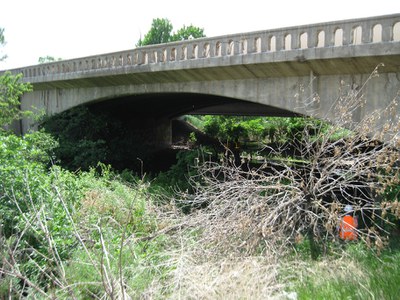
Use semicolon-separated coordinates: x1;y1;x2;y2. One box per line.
0;27;7;62
137;18;173;46
170;25;205;42
0;72;32;128
0;28;32;129
137;18;205;46
38;55;62;64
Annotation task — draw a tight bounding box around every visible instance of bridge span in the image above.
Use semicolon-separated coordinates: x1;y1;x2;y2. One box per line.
2;14;400;146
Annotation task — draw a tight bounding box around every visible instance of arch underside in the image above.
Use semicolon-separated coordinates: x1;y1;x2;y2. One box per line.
20;70;400;141
87;93;299;119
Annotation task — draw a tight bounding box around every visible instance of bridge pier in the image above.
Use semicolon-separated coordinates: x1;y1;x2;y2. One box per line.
125;117;172;148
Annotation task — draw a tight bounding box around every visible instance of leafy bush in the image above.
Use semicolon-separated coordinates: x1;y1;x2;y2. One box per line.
0;130;57;236
153;148;209;194
0;132;171;297
40;106;110;171
0;72;32;127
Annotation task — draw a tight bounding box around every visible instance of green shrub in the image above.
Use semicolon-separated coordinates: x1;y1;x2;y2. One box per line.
153;149;203;193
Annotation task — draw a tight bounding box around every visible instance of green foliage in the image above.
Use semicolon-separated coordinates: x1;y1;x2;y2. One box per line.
137;18;173;46
154;149;200;193
200;115;336;146
170;24;205;41
183;115;205;130
0;72;171;294
0;132;80;291
0;28;4;45
0;127;170;297
203;115;268;143
291;241;400;299
0;72;32;127
0;131;55;234
40;106;109;170
137;18;205;46
41;105;166;173
0;27;7;61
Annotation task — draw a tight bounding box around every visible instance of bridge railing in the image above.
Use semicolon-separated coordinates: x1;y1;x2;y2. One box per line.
7;14;400;80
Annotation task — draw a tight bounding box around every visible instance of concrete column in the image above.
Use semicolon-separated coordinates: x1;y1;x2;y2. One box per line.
154;118;172;147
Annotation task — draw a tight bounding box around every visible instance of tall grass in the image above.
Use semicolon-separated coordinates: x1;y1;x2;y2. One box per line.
2;158;400;299
287;241;400;299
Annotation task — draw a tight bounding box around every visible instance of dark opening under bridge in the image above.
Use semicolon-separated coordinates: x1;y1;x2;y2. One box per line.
2;14;400;147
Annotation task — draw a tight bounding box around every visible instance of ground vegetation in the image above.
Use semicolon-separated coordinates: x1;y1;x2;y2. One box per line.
1;31;399;297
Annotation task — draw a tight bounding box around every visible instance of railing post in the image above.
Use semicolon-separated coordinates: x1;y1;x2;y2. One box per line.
381;19;392;42
259;34;268;52
342;24;352;46
185;44;194;59
275;32;284;51
361;22;372;43
208;41;216;57
308;28;318;48
324;25;335;47
291;31;300;50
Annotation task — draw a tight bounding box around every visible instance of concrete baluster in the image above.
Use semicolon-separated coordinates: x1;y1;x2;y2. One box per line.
218;40;226;56
184;44;193;59
175;46;182;61
180;45;187;60
163;48;170;62
275;32;284;51
244;36;256;53
258;34;268;53
232;38;240;55
381;19;392;42
135;51;143;65
324;25;335;47
361;22;372;44
292;31;301;50
215;41;222;56
155;49;162;63
342;24;352;46
226;40;233;55
170;48;176;61
307;28;317;48
145;50;153;63
207;41;215;57
204;41;210;58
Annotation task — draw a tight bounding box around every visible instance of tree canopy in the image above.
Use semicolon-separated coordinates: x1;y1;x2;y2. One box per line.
137;18;205;46
0;27;7;62
0;29;32;128
38;55;62;64
0;72;32;127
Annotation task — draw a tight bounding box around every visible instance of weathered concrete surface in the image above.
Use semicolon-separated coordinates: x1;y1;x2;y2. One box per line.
20;70;400;130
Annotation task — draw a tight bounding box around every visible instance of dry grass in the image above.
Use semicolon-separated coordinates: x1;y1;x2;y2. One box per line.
138;65;400;298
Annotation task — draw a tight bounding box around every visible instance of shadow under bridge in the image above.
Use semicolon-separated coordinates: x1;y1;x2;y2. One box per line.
84;92;298;172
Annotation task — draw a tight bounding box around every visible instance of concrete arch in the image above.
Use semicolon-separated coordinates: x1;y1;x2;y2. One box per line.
22;76;314;120
21;69;399;136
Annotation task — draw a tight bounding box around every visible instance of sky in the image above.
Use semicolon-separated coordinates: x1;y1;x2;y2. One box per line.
0;0;398;70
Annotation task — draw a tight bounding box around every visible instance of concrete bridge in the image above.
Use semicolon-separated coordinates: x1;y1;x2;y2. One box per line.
2;14;400;146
